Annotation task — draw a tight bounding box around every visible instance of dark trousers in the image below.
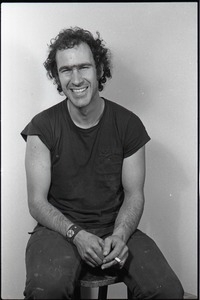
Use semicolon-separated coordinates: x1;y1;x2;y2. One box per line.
24;225;184;299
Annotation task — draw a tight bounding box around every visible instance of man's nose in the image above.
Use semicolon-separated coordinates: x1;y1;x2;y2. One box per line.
71;69;83;85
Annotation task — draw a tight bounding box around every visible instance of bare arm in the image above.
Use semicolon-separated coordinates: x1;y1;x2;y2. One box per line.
25;135;104;267
113;145;146;242
25;135;73;236
102;146;146;269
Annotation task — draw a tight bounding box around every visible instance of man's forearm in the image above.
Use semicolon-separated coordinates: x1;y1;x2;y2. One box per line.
29;198;73;237
112;192;145;243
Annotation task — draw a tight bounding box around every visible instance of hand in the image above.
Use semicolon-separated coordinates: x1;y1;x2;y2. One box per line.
73;230;104;268
101;235;128;270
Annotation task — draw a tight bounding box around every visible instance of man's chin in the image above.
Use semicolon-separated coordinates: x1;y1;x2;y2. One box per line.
68;97;91;109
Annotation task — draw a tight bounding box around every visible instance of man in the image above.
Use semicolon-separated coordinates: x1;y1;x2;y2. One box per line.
21;27;184;299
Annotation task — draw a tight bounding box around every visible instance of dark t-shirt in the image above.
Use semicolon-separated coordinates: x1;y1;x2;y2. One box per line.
21;98;150;229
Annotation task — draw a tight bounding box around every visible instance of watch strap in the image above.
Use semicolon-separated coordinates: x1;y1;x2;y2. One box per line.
66;224;82;243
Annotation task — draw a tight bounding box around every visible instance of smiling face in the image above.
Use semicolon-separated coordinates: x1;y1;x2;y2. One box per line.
56;42;100;109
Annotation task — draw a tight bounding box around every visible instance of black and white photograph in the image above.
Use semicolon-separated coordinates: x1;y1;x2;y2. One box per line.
1;2;197;299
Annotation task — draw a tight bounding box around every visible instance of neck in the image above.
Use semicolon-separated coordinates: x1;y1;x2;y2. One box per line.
67;97;105;129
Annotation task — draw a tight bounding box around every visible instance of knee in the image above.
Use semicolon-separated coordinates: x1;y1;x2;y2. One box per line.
149;278;184;299
24;276;75;299
160;280;184;299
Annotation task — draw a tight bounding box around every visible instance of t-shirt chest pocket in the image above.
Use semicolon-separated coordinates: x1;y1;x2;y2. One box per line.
96;148;123;175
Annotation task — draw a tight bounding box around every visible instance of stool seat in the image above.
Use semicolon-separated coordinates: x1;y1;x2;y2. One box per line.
79;270;121;288
74;266;131;300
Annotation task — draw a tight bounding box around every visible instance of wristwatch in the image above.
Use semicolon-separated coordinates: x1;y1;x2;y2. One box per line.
66;224;82;243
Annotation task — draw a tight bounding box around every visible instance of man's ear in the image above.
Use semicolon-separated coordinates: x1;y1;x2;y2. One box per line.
54;75;62;90
54;75;64;95
97;65;103;80
54;74;61;86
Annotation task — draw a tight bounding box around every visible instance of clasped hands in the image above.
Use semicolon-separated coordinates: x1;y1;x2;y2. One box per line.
73;230;128;269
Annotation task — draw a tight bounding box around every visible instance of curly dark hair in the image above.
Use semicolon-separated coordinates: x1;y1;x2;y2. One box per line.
44;27;112;94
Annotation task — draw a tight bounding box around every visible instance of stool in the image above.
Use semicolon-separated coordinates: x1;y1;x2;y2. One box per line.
73;267;132;300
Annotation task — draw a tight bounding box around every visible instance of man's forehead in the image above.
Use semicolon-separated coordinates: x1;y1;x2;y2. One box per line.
56;42;94;65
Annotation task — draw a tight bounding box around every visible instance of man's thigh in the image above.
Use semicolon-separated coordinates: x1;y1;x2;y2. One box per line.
123;229;183;298
24;225;82;298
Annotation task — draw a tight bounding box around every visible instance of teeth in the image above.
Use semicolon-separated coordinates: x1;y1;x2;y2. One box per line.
72;87;87;93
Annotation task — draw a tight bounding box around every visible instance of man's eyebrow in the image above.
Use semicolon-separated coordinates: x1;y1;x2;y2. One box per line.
58;63;93;72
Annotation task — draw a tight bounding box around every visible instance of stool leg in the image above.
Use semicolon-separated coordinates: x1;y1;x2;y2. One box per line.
127;287;132;300
98;286;108;300
73;286;81;300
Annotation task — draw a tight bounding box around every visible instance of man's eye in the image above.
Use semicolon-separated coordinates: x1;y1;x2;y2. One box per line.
80;66;89;69
61;69;71;73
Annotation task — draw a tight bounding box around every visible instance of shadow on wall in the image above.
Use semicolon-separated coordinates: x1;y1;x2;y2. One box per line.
140;140;189;269
104;53;154;116
76;141;190;299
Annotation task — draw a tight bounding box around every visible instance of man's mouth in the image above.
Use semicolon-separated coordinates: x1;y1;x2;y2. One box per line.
71;87;88;94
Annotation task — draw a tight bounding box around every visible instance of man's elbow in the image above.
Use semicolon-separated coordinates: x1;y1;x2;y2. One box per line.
27;195;45;220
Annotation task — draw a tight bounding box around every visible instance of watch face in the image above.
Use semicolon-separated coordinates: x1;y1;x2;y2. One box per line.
67;229;74;238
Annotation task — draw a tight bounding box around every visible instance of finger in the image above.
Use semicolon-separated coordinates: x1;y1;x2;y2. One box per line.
115;250;129;269
102;257;124;269
102;255;126;270
85;254;100;267
87;246;104;266
93;241;105;262
85;259;97;268
98;238;105;249
103;246;121;264
102;255;121;269
115;257;125;269
91;252;103;265
103;245;128;267
103;237;112;256
95;243;105;261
